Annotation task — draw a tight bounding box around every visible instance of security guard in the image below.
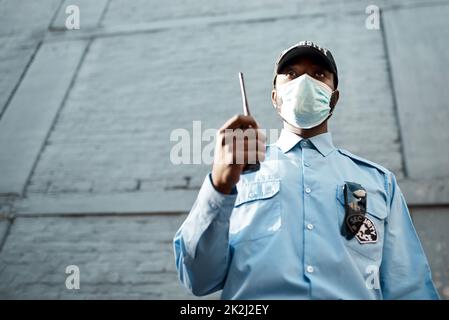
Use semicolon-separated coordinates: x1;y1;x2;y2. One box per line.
173;41;440;299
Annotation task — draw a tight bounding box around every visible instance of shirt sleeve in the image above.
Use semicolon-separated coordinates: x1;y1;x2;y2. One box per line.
380;173;440;299
173;173;237;296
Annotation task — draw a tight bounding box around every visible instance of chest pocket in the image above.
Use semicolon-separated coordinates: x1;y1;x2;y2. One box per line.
229;179;281;244
336;184;387;262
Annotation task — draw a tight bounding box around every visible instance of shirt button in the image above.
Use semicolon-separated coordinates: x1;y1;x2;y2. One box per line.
249;192;256;199
306;265;314;273
304;162;311;167
307;223;314;230
210;202;218;209
305;187;311;193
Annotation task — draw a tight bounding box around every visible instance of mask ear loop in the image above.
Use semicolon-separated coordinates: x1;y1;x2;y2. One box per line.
272;93;288;123
272;90;282;113
328;89;338;117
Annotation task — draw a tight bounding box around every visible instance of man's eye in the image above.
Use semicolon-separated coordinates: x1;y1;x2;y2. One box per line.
287;71;298;78
315;71;325;78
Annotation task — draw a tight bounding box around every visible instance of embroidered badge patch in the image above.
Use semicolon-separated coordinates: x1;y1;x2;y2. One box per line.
345;213;365;236
355;216;378;244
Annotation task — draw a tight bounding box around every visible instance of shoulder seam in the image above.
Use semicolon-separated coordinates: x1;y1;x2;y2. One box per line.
337;148;394;216
337;148;390;175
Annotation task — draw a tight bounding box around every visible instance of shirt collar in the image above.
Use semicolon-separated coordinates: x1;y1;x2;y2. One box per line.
275;129;335;157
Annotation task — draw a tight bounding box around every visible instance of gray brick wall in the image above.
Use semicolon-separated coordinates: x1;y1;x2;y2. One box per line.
0;0;448;300
0;214;218;299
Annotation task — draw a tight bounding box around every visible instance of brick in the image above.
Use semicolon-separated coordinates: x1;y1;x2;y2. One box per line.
383;5;449;179
412;207;449;300
0;0;60;37
0;40;88;194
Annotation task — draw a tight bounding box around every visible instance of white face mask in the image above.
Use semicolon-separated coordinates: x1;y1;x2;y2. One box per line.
275;73;333;129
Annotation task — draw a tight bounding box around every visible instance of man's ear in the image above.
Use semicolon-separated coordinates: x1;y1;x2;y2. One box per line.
271;89;280;111
329;89;339;112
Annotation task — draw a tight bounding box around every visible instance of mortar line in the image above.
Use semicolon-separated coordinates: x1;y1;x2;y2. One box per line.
0;41;42;122
97;0;112;28
15;211;188;218
0;216;14;254
47;0;66;30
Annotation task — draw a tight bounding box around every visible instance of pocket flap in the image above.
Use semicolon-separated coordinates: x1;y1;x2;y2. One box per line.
235;179;280;207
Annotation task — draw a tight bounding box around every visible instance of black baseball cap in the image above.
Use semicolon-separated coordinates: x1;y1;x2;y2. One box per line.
273;41;338;88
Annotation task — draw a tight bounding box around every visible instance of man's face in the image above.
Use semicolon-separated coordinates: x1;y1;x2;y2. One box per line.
272;56;339;112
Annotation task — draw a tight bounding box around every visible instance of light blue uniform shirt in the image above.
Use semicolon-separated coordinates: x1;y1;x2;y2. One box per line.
173;129;439;299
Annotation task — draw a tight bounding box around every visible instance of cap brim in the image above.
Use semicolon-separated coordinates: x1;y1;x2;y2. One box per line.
276;46;337;76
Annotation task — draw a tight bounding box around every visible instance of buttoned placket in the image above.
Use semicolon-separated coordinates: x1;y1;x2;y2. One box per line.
300;139;316;289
